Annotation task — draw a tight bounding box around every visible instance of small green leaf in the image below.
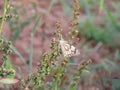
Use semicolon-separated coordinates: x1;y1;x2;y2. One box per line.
69;81;77;90
0;78;19;84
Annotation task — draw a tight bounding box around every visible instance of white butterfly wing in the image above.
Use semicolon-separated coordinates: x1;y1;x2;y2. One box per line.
59;39;80;57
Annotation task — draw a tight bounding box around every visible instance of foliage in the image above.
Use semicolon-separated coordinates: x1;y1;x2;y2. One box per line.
0;0;120;90
61;0;120;90
0;0;91;90
77;0;120;47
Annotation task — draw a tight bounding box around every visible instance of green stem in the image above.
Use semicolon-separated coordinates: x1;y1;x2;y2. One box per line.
0;0;9;34
29;33;33;74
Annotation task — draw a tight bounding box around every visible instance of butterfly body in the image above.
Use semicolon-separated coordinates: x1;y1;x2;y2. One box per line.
59;39;80;57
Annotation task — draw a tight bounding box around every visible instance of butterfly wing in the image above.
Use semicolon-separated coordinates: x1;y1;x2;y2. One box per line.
59;39;80;57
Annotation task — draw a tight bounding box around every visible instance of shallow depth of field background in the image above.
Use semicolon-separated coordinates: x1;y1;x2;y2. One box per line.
0;0;120;90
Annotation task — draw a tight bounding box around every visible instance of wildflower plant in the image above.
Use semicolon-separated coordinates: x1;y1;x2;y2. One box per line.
0;0;18;85
20;0;91;90
0;0;91;89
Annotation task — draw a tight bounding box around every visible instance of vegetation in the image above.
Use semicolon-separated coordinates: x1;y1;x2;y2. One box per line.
0;0;120;90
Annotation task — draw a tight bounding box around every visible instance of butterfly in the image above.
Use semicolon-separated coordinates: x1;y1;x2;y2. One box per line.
59;38;80;57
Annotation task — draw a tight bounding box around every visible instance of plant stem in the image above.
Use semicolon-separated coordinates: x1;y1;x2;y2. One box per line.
0;0;8;34
29;33;33;74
